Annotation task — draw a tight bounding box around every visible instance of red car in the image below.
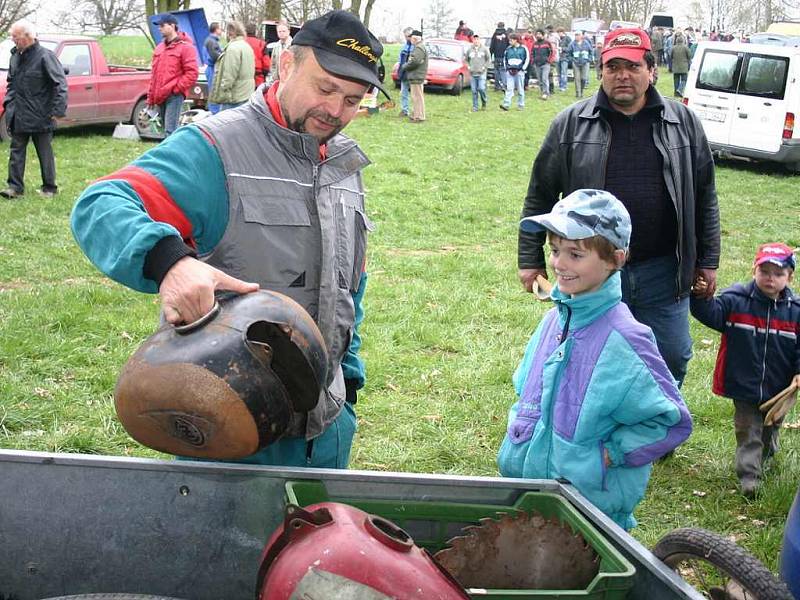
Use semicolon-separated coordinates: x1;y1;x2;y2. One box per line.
0;35;153;140
391;38;471;95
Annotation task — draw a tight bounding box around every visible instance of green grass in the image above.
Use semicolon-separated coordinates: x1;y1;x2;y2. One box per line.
1;38;800;573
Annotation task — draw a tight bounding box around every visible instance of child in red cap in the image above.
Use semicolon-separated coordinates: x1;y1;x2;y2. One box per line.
691;243;799;497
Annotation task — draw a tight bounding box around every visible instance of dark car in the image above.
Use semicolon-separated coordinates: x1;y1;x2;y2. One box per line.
391;38;471;95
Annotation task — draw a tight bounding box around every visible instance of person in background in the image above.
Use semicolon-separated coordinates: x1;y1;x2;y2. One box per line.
663;29;674;72
147;14;199;136
521;28;535;89
454;20;473;42
403;29;428;123
269;20;292;83
245;22;270;88
545;25;560;92
556;27;571;92
208;21;255;111
567;31;593;99
397;27;414;117
691;244;799;498
499;189;693;530
517;28;720;388
71;9;386;469
500;33;528;111
465;33;490;111
530;29;554;100
489;21;509;91
1;19;67;199
650;27;664;66
670;32;691;97
203;22;222;114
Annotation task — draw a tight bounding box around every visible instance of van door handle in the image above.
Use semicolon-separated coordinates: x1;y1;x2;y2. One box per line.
763;102;772;106
84;85;93;90
738;112;748;119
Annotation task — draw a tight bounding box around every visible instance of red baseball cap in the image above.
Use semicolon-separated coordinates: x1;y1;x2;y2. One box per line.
602;28;651;63
754;243;796;270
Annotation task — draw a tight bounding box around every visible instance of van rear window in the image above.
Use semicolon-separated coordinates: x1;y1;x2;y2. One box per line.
697;50;741;93
740;55;789;99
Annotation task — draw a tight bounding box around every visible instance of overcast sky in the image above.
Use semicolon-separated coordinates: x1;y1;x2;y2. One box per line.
32;0;800;39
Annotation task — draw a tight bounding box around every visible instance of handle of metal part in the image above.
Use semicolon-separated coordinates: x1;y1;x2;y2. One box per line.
174;302;221;335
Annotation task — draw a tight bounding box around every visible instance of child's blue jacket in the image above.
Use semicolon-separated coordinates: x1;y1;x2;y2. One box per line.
690;280;799;404
498;273;693;529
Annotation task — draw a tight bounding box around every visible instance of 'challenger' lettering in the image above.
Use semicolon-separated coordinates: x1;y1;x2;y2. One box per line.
336;38;378;63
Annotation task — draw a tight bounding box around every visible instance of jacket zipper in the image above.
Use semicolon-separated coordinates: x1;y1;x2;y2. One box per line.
652;120;682;299
758;301;772;403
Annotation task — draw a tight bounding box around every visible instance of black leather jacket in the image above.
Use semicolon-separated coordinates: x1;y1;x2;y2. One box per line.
4;41;68;134
518;87;720;298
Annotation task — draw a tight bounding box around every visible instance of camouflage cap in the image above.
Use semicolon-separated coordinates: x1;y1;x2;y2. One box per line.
520;189;632;250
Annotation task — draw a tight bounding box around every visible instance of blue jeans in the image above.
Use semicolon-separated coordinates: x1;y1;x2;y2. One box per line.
502;71;525;107
619;255;693;387
493;57;506;89
673;72;688;95
536;64;551;95
470;73;487;109
206;64;220;114
162;93;184;136
400;79;410;115
558;58;569;90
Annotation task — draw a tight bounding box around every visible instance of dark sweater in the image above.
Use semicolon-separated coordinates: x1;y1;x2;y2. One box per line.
599;88;677;263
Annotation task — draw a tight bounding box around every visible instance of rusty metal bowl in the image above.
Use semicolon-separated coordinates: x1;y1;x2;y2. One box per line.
114;291;328;459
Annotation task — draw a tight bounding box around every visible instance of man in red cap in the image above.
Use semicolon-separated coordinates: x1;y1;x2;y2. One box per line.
517;27;720;389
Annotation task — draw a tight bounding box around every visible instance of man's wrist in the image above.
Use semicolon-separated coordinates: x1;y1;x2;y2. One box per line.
143;236;197;286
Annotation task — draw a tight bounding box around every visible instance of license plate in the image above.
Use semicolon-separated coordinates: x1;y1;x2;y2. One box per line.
698;109;727;123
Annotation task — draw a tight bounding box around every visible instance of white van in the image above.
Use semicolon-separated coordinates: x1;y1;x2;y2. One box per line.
683;41;800;172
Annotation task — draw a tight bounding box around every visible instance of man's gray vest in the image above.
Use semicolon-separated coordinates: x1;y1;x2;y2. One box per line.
195;88;372;440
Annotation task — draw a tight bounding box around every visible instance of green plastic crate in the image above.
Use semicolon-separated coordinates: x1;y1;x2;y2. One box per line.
285;480;635;600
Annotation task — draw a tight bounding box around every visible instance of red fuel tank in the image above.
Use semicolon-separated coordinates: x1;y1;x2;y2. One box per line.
257;503;470;599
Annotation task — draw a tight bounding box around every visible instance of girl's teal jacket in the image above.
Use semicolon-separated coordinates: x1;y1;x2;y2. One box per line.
498;273;693;529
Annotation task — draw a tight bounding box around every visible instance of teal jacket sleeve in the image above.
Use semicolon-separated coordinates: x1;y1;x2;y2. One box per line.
604;332;693;467
70;126;229;293
342;271;367;388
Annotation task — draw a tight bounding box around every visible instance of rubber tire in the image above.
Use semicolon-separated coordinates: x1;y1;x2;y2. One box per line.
130;97;151;137
653;528;793;600
450;74;463;96
783;161;800;174
0;112;9;142
40;595;188;600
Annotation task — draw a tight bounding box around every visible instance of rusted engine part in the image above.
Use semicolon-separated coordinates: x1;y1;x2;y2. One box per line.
257;503;470;600
115;291;328;459
434;510;600;590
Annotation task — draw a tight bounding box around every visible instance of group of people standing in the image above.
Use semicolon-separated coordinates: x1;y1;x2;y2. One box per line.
202;19;292;115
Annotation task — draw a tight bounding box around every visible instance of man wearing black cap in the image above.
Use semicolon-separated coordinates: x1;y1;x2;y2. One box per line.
147;14;199;136
72;10;388;469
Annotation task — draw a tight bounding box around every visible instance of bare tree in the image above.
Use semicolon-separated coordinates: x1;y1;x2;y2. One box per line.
55;0;145;35
426;0;453;37
0;0;39;33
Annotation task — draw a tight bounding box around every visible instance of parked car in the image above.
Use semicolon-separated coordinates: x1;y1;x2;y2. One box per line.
391;38;471;95
0;35;152;140
682;41;800;172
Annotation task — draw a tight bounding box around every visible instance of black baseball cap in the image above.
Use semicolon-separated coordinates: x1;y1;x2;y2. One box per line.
157;14;178;26
292;10;389;97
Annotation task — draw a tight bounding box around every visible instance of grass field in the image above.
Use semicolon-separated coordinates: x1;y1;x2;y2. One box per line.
1;39;800;574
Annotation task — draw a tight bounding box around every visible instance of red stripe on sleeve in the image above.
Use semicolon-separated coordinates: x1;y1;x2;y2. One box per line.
712;334;727;396
97;166;196;249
